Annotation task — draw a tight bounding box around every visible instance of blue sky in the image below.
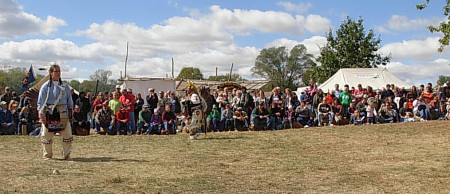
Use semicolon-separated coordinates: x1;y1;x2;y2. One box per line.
0;0;449;86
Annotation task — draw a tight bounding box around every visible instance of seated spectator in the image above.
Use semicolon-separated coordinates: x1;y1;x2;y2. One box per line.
18;106;33;135
366;102;377;124
9;100;19;130
379;102;398;123
413;96;430;120
437;104;447;120
332;97;344;125
162;104;177;134
318;97;333;126
252;102;269;131
268;102;284;130
233;107;249;131
295;101;312;127
0;101;15;135
399;102;412;122
221;104;234;131
346;101;356;118
355;98;368;117
72;105;90;135
116;106;130;135
95;102;115;135
283;105;295;129
350;109;364;125
137;104;152;135
207;104;221;132
147;108;161;135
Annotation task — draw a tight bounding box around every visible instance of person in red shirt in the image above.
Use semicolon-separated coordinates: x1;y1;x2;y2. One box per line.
119;89;136;134
116;106;130;135
92;92;105;133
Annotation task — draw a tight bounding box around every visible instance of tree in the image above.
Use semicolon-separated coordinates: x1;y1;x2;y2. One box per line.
89;69;116;93
207;73;247;81
417;0;450;52
312;17;391;84
177;67;203;80
69;80;81;91
252;44;316;90
437;75;450;86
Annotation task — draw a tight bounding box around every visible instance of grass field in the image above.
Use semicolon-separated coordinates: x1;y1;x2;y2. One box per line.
1;120;449;193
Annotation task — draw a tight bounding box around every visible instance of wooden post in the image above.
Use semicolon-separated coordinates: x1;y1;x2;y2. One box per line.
124;42;129;78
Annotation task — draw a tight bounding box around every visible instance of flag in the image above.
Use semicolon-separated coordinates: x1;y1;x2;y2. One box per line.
21;65;36;91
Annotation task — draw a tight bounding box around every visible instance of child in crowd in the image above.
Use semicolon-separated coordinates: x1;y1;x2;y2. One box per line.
162;104;177;134
207;104;221;132
147;108;161;135
18;106;33;135
366;102;377;124
350;109;364;125
283;105;294;129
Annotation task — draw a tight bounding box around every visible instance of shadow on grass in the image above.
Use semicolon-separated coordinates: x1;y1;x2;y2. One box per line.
200;136;247;140
69;157;148;163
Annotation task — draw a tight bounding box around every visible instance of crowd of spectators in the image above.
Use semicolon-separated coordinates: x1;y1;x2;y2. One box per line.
1;81;449;135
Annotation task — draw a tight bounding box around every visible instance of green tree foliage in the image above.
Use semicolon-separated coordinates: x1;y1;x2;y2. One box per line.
252;44;316;90
207;73;247;81
89;69;116;93
177;67;203;80
313;17;391;84
417;0;450;52
437;75;450;86
0;66;42;94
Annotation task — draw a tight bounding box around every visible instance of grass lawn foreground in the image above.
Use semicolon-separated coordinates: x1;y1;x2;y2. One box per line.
1;120;449;193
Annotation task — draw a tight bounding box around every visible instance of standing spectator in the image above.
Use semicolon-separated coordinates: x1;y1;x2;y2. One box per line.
254;90;268;110
145;88;158;111
134;93;145;127
312;89;324;114
422;86;434;103
161;104;177;134
170;92;181;114
354;84;365;104
240;87;253;118
75;92;91;118
216;93;226;111
119;89;136;134
381;84;395;100
109;92;121;115
339;87;352;116
137;104;151;135
252;102;269;131
283;105;295;129
9;100;19;131
334;84;342;99
156;91;167;114
11;91;20;103
92;92;105;133
268;87;283;108
0;87;12;105
231;90;242;111
366;102;378;124
71;88;78;106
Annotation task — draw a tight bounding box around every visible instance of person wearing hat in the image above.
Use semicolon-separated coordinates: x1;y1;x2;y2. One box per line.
207;104;220;132
115;85;122;96
72;105;89;135
119;89;136;134
0;101;15;135
147;108;162;134
252;101;269;131
145;88;158;112
233;106;249;131
137;104;152;135
116;105;130;135
95;101;115;135
0;87;12;106
37;63;74;160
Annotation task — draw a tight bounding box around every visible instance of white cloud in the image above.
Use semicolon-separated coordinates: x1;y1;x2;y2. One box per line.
379;37;450;60
385;59;450;85
264;36;327;57
387;15;442;31
0;0;66;38
304;15;332;34
277;1;312;14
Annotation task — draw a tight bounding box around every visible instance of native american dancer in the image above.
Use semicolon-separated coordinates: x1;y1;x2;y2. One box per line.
37;63;73;160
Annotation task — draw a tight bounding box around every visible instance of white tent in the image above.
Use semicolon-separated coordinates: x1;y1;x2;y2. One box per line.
318;68;410;92
119;78;177;97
